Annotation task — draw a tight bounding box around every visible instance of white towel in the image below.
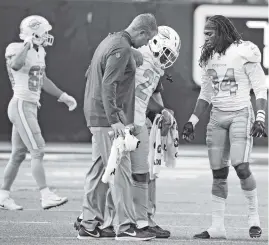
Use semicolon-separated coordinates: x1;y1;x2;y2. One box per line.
148;114;179;180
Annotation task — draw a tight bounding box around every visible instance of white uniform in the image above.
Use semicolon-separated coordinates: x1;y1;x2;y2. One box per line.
199;41;267;169
131;45;164;228
199;41;267;110
134;45;164;126
5;42;46;103
5;43;47;151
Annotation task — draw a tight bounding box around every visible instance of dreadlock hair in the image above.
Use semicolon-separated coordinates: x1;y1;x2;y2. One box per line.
199;15;242;67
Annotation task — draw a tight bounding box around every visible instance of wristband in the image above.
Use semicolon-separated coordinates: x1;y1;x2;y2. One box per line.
188;114;199;127
256;110;266;122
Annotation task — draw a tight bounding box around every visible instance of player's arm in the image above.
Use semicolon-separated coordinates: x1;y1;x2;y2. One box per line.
245;62;268;137
42;73;77;111
102;47;131;135
148;81;174;127
147;92;165;113
182;70;212;142
9;43;31;71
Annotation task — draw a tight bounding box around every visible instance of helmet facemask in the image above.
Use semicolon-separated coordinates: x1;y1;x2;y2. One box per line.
32;31;54;46
153;46;178;69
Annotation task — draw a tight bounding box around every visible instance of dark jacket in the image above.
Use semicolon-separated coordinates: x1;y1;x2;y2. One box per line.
84;31;136;127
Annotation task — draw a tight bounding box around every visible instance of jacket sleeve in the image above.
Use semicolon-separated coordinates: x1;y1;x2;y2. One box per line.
102;46;131;125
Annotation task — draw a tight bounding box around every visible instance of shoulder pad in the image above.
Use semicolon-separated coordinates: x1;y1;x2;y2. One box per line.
5;43;24;59
237;41;261;63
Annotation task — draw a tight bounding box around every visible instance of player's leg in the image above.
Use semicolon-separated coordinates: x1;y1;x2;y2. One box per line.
11;99;67;209
130;125;150;229
230;106;261;238
0;125;27;210
147;178;171;238
194;109;229;239
145;118;170;238
78;127;115;239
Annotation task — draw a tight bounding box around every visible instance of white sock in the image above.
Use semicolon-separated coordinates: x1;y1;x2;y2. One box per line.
40;187;51;198
0;190;10;201
79;213;83;220
211;195;225;229
243;189;260;227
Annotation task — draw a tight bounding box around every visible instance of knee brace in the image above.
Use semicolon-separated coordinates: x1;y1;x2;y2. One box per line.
132;173;149;183
11;149;27;165
30;148;45;160
212;167;229;199
212;166;229;179
234;162;251;180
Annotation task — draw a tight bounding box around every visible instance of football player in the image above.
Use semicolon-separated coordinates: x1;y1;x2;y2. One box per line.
74;26;180;238
0;15;77;210
182;15;267;239
130;25;180;238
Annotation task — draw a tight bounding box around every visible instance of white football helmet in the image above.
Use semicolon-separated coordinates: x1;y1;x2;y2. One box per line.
149;26;181;69
19;15;54;46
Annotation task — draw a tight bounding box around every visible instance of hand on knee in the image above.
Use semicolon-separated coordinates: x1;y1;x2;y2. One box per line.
234;162;252;179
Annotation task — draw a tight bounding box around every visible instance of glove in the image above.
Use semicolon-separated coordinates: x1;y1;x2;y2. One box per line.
58;92;77;111
23;36;34;49
250;121;267;138
182;122;195;142
161;109;174;136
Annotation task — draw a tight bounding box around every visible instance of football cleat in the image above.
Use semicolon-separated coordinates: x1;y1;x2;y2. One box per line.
41;192;68;209
249;226;262;238
0;197;23;210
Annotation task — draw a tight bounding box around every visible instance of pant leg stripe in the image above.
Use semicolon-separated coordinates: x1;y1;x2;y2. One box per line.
243;106;253;162
17;100;38;150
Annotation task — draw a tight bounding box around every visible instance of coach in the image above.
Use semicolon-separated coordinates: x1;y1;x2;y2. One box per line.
80;14;158;241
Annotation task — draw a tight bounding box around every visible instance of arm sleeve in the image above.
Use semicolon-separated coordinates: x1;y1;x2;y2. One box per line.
244;62;268;100
198;68;212;103
102;46;131;125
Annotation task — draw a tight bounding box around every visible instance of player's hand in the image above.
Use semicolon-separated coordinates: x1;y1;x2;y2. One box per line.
58;92;77;111
162;108;174;125
182;122;195;142
111;122;125;137
23;36;34;49
250;120;267;138
131;49;143;67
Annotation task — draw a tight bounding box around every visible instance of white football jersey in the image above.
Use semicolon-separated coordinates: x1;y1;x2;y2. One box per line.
5;42;46;103
134;45;164;126
199;41;265;111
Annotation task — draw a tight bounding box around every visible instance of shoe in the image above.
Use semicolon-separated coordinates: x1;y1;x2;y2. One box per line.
0;197;23;210
77;226;115;239
147;225;170;238
41;192;68;209
193;231;210;239
194;228;227;239
249;226;262;238
74;216;82;231
116;224;156;241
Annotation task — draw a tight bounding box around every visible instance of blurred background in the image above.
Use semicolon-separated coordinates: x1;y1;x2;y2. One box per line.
0;0;267;147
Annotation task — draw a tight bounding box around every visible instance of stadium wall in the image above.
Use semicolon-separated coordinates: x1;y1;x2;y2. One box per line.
0;0;267;146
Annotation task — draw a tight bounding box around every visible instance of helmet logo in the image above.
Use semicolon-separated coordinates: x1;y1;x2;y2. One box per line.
28;19;41;30
159;29;170;40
